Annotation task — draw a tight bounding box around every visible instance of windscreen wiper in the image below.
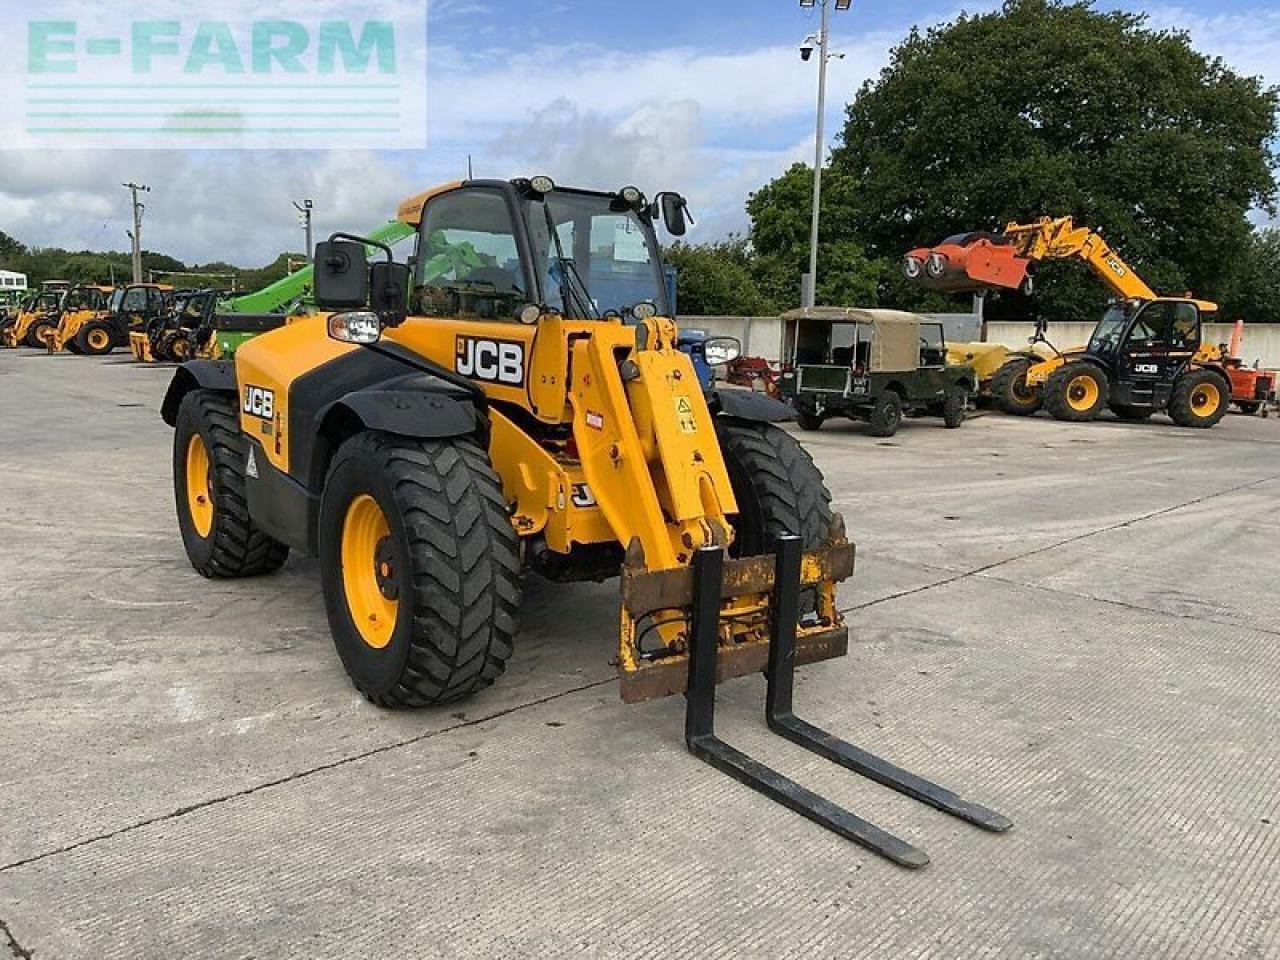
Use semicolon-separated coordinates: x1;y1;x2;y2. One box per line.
542;203;597;320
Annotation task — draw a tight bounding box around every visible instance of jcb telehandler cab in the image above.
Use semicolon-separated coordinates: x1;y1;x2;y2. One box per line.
1;290;63;349
70;283;172;355
160;178;1008;866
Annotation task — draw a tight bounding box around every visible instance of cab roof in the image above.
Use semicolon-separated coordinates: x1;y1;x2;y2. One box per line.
782;306;927;326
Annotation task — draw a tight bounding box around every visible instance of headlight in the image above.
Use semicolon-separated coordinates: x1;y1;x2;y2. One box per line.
327;311;383;344
704;337;741;366
902;256;923;280
926;252;947;278
620;185;643;207
516;303;542;325
530;175;556;194
631;300;657;320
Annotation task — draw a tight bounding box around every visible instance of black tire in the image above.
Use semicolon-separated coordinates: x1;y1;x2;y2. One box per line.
795;408;825;431
1169;369;1229;429
174;390;289;578
867;392;903;437
77;321;115;356
1235;400;1261;416
1045;363;1108;422
943;384;967;428
25;320;54;349
992;359;1042;415
1110;404;1153;421
66;339;83;355
319;432;522;708
715;419;834;556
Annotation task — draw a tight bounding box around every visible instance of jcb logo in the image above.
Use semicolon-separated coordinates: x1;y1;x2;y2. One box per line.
456;336;525;385
1106;256;1127;277
1134;363;1159;375
242;385;275;420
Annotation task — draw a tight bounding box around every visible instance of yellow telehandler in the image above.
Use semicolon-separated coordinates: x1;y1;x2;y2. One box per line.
43;284;114;353
1;283;69;348
909;218;1231;427
160;177;1009;866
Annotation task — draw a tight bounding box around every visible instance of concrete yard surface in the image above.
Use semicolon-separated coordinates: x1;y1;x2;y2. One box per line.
1;349;1278;959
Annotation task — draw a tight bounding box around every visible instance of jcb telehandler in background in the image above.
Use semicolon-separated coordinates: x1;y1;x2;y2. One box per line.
1;281;70;348
131;288;289;362
43;284;114;353
907;218;1232;427
161;177;1008;867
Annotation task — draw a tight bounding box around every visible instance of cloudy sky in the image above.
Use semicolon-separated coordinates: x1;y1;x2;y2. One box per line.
1;0;1277;266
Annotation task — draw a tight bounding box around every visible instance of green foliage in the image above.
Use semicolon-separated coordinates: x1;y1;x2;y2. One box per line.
1218;228;1280;323
0;231;24;261
664;238;774;316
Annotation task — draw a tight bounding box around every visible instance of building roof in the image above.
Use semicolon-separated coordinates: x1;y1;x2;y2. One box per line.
781;306;923;325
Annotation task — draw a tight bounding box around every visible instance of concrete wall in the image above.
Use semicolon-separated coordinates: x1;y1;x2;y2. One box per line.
679;314;1280;369
985;322;1280;369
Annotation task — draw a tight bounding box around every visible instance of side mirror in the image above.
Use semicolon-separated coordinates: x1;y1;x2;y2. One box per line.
369;261;410;323
313;240;369;310
704;336;741;366
660;192;688;237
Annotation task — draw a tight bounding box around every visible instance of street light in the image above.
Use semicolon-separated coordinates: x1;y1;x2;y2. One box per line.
799;0;850;308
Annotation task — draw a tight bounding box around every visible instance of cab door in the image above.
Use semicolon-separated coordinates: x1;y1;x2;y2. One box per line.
1115;302;1198;407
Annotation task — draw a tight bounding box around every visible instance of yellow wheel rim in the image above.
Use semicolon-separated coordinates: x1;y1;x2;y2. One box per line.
1066;373;1100;412
88;329;110;350
185;434;214;538
341;494;399;649
1191;381;1221;417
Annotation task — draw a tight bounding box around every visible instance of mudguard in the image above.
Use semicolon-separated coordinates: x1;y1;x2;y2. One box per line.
706;387;796;422
160;359;237;425
326;377;478;441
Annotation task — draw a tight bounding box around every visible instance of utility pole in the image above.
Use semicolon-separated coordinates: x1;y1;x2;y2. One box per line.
122;182;150;284
799;0;850;308
294;199;314;263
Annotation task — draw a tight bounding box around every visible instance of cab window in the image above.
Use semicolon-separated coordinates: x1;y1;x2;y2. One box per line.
1169;303;1199;347
121;287;149;311
413;189;528;320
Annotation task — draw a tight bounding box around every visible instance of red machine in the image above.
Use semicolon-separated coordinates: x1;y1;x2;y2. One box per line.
1220;320;1275;416
902;232;1033;294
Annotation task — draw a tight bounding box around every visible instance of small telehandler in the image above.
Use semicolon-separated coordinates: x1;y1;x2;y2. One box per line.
160;177;1009;866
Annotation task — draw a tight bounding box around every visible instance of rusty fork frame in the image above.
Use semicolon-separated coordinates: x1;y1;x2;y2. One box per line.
684;535;1012;868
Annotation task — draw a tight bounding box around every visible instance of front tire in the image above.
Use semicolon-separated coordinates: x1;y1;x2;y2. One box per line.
992;359;1043;415
715;420;834;555
25;320;54;349
1045;364;1108;422
868;392;903;437
795;408;825;431
319;432;522;708
77;321;115;355
173;390;289;578
1169;370;1229;429
1235;400;1261;416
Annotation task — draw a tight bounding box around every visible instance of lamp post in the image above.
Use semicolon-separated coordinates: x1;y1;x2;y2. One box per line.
798;0;850;309
294;199;315;263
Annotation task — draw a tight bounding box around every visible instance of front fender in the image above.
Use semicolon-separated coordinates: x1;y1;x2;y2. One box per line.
160;359;236;425
706;387;796;422
329;387;478;440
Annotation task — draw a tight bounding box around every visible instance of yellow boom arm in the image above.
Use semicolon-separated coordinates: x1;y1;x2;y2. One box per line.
1001;216;1159;302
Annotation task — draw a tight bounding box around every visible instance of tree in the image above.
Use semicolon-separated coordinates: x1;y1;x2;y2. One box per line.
664;238;774;316
827;0;1278;321
1219;228;1280;323
0;230;24;264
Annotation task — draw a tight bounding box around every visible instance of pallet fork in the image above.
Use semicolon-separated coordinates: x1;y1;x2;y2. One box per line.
685;535;1011;868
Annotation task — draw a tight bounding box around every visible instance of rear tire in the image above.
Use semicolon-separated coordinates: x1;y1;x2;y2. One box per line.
795;408;825;431
1045;364;1108;421
77;322;114;356
1169;369;1229;429
319;432;522;708
992;359;1042;415
173;390;289;578
943;384;967;428
867;392;903;437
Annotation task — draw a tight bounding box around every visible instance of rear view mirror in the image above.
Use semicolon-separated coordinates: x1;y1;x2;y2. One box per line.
314;240;369;310
655;192;691;237
369;261;410;322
